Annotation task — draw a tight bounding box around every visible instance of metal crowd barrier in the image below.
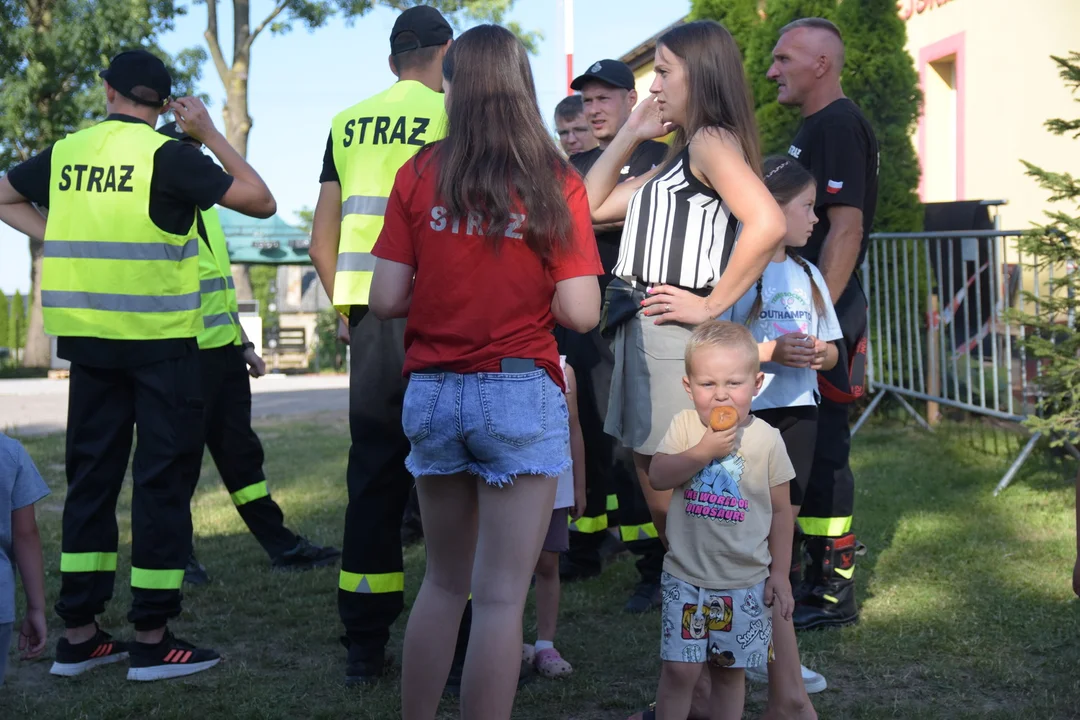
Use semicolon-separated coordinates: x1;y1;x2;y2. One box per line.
851;228;1077;495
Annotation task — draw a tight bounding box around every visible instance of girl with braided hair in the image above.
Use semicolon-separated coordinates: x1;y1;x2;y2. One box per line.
723;155;842;695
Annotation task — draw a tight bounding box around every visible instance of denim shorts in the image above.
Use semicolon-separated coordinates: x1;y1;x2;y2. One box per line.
402;369;571;487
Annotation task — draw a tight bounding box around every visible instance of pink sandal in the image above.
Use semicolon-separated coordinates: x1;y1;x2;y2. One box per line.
533;647;572;679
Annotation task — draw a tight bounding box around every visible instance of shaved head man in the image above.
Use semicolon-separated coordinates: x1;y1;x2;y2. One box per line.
767;17;845;112
765;17;879;639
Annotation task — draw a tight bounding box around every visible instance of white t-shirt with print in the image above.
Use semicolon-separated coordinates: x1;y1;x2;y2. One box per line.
554;356;574;510
724;257;843;410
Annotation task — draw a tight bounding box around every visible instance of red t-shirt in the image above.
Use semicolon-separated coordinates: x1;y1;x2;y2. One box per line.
371;150;603;388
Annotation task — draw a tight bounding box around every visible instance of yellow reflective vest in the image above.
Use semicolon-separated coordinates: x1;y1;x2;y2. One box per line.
196;206;242;349
330;80;447;314
42;121;201;340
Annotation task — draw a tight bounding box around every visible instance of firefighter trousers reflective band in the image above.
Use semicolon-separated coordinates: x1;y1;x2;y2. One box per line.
192;345;298;559
55;349;204;631
339;310;471;661
799;280;863;540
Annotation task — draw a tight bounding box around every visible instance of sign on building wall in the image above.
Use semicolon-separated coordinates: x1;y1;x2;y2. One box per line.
898;0;957;21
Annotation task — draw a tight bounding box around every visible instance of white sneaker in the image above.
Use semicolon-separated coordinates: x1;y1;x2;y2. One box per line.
745;663;827;694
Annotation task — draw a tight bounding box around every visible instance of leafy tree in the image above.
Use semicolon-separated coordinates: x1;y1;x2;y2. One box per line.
834;0;922;233
688;0;761;53
198;0;540;300
1012;52;1080;446
692;0;923;233
0;0;204;366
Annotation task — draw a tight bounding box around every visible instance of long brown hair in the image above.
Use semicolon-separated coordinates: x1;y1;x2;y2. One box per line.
746;156;827;322
657;20;762;176
435;24;572;259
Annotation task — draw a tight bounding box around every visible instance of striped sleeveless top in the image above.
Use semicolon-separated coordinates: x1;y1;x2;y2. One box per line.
612;146;741;290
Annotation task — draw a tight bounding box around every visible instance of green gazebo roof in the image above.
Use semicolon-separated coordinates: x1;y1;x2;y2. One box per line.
218;208;311;264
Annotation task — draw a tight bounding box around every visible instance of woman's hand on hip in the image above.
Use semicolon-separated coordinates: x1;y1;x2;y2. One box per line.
640;285;713;326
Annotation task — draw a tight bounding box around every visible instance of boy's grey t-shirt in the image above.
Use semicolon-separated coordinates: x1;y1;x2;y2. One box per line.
1;433;50;623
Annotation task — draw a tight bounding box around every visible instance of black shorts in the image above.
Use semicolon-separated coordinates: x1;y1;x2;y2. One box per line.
753;406;819;507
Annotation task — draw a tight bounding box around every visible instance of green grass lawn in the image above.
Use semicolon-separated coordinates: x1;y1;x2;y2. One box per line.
2;415;1078;720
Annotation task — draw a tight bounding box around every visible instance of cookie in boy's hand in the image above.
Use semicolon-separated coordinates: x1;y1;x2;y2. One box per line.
709;406;738;432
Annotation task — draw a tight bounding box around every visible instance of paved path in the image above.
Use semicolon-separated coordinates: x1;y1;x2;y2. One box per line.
0;374;350;437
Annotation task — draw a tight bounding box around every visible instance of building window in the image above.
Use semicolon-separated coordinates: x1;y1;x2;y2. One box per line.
918;32;966;202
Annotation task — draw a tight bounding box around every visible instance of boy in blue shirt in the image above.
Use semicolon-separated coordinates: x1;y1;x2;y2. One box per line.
1;432;49;684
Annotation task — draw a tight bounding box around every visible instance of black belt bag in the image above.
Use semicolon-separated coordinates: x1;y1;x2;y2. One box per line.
600;277;645;340
599;278;711;339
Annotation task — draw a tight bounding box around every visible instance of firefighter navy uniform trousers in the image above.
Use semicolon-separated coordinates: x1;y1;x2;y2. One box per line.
190;206;298;559
324;80;471;665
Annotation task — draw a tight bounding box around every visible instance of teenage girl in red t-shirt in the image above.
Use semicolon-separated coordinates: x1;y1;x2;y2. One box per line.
369;24;603;720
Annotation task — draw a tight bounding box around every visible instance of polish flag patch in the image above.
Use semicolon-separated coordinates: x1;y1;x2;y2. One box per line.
826;180;844;194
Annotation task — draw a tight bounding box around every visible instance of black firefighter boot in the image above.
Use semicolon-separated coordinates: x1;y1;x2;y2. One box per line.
793;532;859;630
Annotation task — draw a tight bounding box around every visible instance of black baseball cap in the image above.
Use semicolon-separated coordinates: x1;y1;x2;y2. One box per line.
571;59;636;92
157;121;196;143
99;50;172;107
390;6;453;55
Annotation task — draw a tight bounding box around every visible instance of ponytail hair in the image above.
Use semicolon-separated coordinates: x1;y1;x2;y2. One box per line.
745;156;827;327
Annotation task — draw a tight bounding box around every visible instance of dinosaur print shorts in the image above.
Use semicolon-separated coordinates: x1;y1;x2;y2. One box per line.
659;572;773;669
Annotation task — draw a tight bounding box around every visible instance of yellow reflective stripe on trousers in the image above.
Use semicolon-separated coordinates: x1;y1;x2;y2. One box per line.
620;523;659;543
798;516;853;537
835;566;855;580
568;513;608;533
339;570;405;594
230;481;269;507
60;551;118;573
606;494;619;511
131;567;185;590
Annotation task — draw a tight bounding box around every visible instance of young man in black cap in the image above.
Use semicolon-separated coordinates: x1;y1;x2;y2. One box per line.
0;49;275;681
311;6;503;691
156;125;340;585
558;59;670;614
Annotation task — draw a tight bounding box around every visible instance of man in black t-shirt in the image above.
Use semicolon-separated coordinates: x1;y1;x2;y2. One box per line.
0;50;275;680
556;59;669;615
768;18;879;631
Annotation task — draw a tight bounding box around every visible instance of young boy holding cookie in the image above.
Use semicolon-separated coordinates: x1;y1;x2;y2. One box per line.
647;321;799;720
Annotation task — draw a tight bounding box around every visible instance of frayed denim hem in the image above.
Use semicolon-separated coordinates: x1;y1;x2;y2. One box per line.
472;456;572;488
405;456;572;488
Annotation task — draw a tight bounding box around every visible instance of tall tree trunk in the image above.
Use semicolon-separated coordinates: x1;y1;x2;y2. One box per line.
23;235;50;367
205;0;289;302
224;68;254;300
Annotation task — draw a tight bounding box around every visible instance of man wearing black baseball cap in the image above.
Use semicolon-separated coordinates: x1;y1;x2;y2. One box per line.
310;5;481;691
0;48;275;681
557;58;669;615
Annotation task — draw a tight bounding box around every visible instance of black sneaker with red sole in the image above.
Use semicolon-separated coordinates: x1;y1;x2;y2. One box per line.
127;629;221;681
50;627;129;677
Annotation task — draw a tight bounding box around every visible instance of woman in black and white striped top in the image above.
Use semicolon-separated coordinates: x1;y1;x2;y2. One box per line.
584;20;785;540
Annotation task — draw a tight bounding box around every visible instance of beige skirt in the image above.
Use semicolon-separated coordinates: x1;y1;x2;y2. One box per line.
604;311;695;456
